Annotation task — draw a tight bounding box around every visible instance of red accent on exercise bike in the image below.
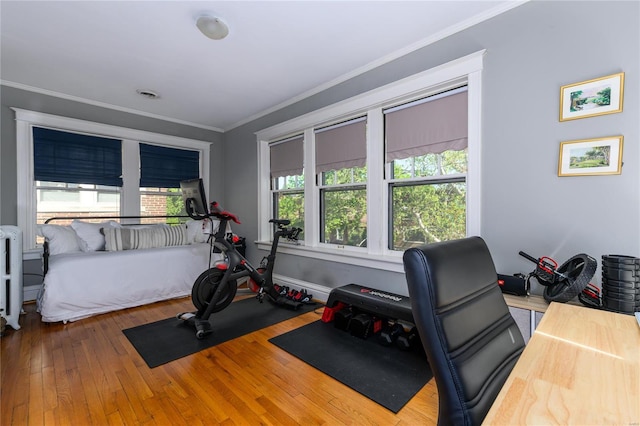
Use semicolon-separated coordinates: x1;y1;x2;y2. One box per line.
210;201;242;224
215;262;228;270
248;267;266;293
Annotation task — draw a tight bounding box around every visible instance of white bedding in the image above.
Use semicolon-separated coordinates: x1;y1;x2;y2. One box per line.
37;242;221;322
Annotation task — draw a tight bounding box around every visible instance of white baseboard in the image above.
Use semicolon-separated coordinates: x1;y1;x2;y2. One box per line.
272;274;331;303
22;277;329;305
24;285;42;302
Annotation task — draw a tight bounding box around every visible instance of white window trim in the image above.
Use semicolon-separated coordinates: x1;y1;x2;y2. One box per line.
256;50;484;272
13;108;211;253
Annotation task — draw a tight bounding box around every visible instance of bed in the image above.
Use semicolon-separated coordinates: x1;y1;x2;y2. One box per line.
36;216;225;323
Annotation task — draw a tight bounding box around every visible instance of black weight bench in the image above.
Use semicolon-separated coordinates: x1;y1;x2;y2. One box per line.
325;283;415;323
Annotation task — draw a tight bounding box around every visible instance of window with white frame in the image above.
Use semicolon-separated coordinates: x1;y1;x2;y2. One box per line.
385;86;468;250
256;51;483;270
316;117;367;247
33;127;123;233
138;143;200;224
270;135;305;238
14;109;211;251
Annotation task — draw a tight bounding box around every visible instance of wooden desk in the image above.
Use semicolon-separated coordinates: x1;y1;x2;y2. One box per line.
483;302;640;425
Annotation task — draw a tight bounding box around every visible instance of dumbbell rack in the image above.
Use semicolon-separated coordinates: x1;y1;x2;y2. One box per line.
322;284;419;349
323;283;414;322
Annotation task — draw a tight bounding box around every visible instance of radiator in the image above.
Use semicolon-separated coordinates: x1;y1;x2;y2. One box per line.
0;226;23;330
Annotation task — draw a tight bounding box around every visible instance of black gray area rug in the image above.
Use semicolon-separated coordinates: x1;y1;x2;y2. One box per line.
123;298;317;368
269;320;432;413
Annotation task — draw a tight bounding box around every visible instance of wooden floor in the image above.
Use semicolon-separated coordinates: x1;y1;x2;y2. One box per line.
1;295;438;425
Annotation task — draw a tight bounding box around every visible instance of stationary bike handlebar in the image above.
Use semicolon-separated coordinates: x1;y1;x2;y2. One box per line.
209;201;242;224
184;197;242;224
185;200;300;242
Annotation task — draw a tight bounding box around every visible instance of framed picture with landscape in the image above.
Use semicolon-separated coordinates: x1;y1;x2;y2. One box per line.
559;72;624;121
558;136;623;177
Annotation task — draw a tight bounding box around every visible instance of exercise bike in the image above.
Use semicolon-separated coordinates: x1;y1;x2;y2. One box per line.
178;199;303;339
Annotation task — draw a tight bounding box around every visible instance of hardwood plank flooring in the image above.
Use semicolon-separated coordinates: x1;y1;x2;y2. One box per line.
1;295;438;425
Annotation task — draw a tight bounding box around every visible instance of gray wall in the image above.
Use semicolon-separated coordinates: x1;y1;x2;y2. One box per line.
222;0;640;297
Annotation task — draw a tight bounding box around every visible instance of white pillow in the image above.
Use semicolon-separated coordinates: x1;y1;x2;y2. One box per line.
38;225;82;255
71;220;120;252
186;219;223;244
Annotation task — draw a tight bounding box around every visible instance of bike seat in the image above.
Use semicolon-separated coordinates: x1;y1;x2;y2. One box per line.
269;219;291;226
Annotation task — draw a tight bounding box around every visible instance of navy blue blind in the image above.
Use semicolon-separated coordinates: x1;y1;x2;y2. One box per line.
33;127;123;186
139;143;200;188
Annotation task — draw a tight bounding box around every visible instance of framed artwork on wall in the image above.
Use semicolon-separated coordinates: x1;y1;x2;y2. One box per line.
558;136;623;176
559;72;624;121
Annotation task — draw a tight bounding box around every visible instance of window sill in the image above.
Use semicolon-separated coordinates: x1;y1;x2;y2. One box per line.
255;241;405;273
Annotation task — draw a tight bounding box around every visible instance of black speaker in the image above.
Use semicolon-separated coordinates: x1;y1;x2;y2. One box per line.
497;274;528;296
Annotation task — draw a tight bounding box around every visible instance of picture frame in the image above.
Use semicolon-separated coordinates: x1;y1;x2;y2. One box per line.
558;136;623;177
559;72;624;121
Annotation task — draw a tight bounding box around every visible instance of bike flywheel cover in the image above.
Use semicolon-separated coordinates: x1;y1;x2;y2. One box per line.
192;268;237;313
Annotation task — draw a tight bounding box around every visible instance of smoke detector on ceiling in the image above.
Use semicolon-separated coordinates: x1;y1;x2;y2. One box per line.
196;15;229;40
136;89;160;99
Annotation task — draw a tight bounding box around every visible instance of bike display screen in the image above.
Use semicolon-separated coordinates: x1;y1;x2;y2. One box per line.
180;178;209;218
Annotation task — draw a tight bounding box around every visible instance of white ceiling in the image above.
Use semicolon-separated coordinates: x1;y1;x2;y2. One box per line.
1;1;523;132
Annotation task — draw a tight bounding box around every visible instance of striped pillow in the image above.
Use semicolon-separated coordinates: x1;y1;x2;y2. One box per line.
104;224;187;251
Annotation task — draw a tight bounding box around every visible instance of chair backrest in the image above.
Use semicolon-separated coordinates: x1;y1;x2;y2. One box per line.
403;236;525;426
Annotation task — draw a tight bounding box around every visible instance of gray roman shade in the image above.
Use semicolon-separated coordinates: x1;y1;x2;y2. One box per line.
315;117;367;174
385;88;468;162
270;135;304;178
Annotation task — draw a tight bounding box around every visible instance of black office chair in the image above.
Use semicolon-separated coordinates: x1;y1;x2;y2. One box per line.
403;236;525;426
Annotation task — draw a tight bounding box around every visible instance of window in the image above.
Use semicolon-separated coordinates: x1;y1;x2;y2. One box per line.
139;187;185;224
36;182;120;219
32;127;123;238
270;135;305;238
256;51;483;271
15;109;211;251
385;87;468;250
315;117;367;247
139;143;200;223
